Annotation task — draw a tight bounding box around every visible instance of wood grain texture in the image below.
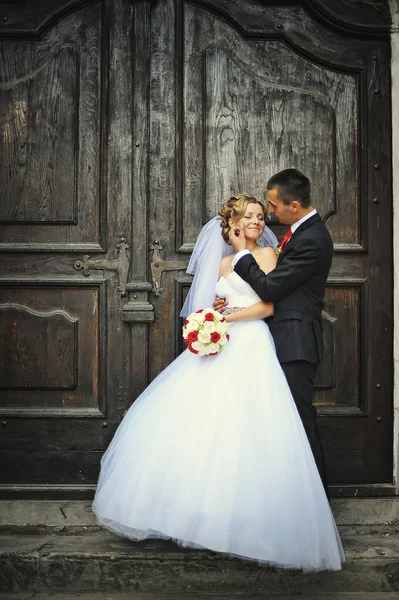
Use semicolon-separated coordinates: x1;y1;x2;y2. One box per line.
147;0;184;380
314;286;361;408
0;303;77;389
0;0;391;37
99;0;135;427
0;46;78;224
0;2;102;248
0;451;101;484
0;285;100;411
204;47;336;218
0;419;104;452
183;4;358;247
0;0;101;36
195;1;391;42
313;0;391;32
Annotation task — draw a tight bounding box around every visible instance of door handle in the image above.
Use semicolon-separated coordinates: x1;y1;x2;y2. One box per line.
74;238;130;296
150;240;188;296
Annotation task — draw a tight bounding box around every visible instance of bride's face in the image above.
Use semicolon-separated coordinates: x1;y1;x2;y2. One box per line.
232;202;265;241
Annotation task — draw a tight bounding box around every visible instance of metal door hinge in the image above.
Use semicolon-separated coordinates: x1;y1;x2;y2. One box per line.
150;240;188;296
74;238;130;296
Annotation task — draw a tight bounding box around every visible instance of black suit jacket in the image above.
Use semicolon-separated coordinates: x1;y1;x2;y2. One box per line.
234;213;333;364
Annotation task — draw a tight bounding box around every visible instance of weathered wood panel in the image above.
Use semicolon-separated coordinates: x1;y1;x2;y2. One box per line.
0;285;100;411
0;451;101;484
147;0;183;378
183;4;359;249
0;2;103;250
0;420;104;452
0;46;77;223
204;47;336;217
314;285;362;409
314;0;391;33
0;304;77;389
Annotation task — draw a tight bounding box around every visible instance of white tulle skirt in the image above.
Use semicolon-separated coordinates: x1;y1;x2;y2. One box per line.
93;320;345;572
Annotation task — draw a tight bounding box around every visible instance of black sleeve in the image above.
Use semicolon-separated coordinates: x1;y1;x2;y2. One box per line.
234;238;321;302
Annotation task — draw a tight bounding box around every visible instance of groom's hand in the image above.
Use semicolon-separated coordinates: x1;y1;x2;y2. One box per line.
229;222;246;252
213;297;228;313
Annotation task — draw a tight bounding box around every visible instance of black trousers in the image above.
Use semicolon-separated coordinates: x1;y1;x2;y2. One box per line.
281;360;329;497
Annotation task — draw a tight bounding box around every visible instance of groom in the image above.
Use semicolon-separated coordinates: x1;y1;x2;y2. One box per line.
217;169;333;495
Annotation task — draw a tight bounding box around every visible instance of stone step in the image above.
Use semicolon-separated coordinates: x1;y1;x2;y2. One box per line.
2;594;399;600
1;498;399;529
0;530;398;595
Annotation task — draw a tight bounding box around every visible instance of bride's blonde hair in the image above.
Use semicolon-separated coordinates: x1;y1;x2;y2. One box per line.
218;194;267;243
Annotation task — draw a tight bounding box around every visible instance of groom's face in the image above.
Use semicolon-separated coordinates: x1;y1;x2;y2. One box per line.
267;187;295;225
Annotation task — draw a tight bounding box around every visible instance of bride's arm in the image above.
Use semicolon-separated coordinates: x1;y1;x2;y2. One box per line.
224;301;274;323
224;248;276;322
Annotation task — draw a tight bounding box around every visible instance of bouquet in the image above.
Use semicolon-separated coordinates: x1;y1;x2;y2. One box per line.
182;308;230;356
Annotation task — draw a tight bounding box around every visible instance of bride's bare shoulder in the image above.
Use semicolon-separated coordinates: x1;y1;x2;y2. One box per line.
219;255;234;278
256;246;277;274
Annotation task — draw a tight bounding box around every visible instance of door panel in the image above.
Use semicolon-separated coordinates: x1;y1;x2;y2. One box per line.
0;285;101;411
0;2;103;250
183;6;358;246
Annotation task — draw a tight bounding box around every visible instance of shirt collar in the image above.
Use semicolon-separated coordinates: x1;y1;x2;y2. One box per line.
290;209;317;233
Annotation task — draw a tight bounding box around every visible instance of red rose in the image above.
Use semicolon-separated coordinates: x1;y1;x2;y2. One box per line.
188;344;199;354
196;309;203;313
210;331;221;343
226;334;230;341
221;317;226;322
184;338;190;346
204;312;215;322
187;331;199;342
184;320;189;327
209;352;218;356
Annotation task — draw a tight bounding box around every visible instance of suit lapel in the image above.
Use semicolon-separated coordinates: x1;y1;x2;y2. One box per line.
296;212;321;233
279;212;321;258
277;250;284;265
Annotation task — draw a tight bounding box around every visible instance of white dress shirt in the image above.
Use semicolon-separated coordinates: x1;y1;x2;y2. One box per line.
231;209;317;266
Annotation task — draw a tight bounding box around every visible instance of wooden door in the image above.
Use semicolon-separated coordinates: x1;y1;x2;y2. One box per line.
0;0;393;498
146;0;393;493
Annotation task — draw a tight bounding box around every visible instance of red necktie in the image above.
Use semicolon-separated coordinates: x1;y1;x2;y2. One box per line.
277;228;293;252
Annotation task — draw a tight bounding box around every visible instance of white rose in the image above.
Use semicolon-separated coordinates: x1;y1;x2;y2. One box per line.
191;341;202;352
205;343;219;355
198;330;211;344
185;320;198;332
191;312;205;324
216;321;228;335
202;321;214;331
219;334;229;345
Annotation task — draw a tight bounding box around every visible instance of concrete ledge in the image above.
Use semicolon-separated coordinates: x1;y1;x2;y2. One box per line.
0;501;96;528
0;532;398;595
1;498;398;529
2;594;399;600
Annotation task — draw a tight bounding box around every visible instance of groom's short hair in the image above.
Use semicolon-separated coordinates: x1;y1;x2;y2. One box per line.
267;169;311;208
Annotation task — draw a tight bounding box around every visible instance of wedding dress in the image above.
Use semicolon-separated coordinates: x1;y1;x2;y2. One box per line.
93;271;345;572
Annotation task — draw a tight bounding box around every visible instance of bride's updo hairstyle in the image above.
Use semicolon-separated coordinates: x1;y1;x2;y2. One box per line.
219;193;267;244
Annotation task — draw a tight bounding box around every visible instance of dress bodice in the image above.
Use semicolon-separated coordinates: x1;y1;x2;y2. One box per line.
215;271;262;308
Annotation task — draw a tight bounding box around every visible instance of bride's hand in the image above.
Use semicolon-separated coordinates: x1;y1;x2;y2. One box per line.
213;297;227;313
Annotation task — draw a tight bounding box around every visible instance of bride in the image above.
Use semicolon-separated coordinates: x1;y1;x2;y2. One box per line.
93;194;345;572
